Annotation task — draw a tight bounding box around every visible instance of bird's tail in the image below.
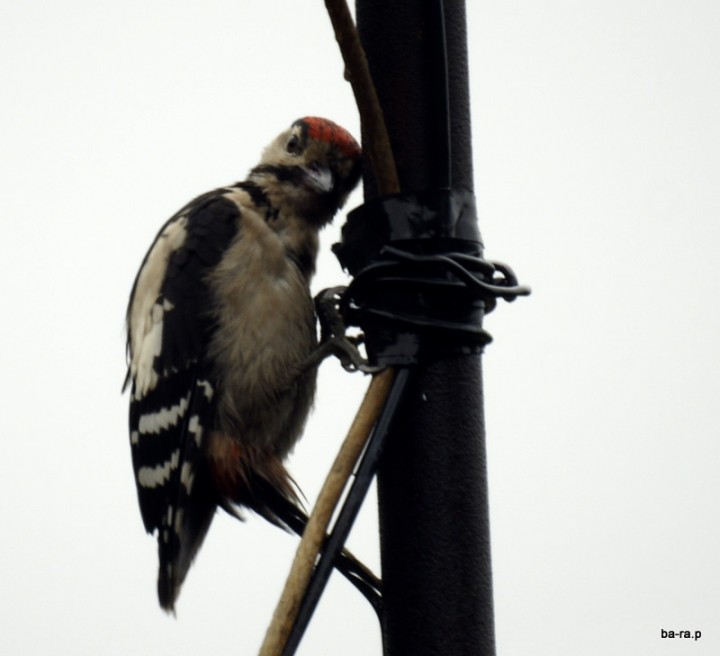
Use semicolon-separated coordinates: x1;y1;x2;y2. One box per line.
156;457;218;613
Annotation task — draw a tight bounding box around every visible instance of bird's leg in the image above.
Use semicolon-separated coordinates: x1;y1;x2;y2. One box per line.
300;286;382;374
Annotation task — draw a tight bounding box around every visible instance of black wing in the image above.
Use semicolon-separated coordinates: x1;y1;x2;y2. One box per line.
126;191;240;610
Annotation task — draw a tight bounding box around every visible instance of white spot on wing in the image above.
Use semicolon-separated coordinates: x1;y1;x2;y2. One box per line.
197;379;214;400
128;216;188;397
152;298;174;322
138;394;191;435
130;431;139;445
173;508;185;535
137;449;180;488
188;415;204;446
133;306;164;399
180;462;194;493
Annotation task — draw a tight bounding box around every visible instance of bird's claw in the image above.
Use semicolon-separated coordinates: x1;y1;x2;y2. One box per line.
327;334;383;374
314;287;383;374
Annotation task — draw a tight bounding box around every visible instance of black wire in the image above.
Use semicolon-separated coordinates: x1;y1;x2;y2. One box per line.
281;368;411;656
353;245;529;302
340;244;531;365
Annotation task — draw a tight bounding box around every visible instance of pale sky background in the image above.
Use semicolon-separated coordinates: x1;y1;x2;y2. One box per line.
1;1;719;654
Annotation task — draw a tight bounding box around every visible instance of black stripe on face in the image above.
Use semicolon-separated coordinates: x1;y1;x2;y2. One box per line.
251;164;306;187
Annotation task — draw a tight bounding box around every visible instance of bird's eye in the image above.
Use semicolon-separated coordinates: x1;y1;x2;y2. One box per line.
286;135;300;154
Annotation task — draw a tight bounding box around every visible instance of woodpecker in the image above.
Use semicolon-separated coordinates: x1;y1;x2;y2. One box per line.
124;117;368;612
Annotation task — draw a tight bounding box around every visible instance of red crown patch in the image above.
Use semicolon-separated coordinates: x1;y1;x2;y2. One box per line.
301;117;361;158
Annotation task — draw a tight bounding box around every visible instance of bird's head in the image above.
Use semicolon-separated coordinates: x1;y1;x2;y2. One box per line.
251;117;362;224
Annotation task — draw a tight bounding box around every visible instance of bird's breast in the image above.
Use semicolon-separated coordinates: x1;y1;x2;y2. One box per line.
206;205;318;451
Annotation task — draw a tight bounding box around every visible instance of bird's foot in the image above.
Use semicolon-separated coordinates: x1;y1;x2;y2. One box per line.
311;286;382;374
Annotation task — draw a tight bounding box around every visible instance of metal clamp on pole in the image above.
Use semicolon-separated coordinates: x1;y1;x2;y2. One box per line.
333;189;530;367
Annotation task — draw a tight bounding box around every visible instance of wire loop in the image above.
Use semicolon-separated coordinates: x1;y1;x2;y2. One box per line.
333;190;530;366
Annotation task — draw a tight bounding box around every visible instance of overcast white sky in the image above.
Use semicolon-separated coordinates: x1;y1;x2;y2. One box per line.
2;1;719;654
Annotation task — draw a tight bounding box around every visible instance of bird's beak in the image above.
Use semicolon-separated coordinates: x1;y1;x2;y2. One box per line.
302;162;334;193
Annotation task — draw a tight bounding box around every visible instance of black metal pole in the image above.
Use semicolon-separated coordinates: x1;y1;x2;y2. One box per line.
356;2;496;654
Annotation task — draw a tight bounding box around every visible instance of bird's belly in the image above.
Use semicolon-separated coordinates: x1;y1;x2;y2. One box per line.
209;268;318;453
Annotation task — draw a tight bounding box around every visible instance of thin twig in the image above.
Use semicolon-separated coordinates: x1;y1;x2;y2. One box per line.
324;0;400;196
